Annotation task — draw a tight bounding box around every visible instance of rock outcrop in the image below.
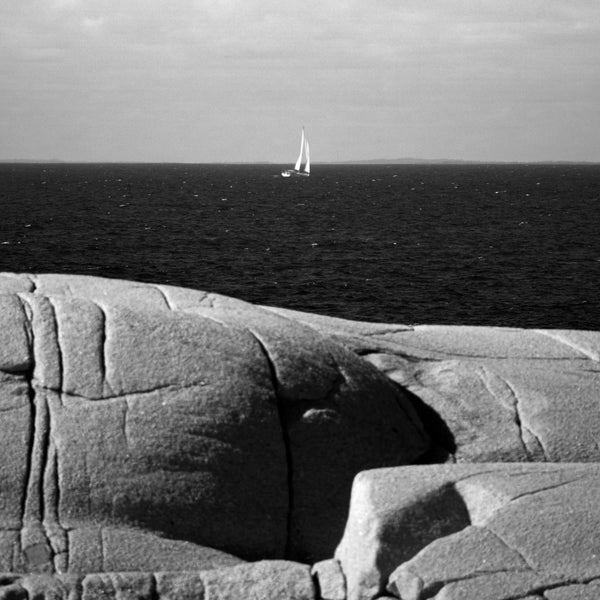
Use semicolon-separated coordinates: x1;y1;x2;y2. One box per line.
0;272;428;572
266;306;600;463
2;273;600;600
337;464;600;600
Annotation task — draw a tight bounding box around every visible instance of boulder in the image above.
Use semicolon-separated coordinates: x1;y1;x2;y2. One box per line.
335;463;600;600
0;272;429;570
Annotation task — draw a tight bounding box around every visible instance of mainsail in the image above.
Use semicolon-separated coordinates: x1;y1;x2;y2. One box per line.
294;128;305;171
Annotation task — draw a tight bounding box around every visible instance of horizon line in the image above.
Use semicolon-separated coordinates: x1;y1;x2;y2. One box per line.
2;158;600;165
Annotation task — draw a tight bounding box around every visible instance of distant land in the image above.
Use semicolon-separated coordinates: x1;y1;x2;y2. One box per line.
0;159;65;163
327;158;600;165
1;158;598;165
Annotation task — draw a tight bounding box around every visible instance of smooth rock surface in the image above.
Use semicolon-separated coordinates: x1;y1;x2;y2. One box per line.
266;306;600;463
336;463;600;600
0;273;428;569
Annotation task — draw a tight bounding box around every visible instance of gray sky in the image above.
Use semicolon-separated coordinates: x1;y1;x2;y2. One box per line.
1;0;599;162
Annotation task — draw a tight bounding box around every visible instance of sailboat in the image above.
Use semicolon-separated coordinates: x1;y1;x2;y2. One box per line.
281;128;310;177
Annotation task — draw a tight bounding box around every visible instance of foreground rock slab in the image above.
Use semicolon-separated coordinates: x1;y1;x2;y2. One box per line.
3;272;600;600
0;272;428;569
336;463;600;600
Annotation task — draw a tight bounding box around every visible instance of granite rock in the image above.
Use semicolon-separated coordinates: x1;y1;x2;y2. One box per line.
336;463;600;600
0;561;314;600
0;272;428;570
311;559;346;600
4;272;600;599
266;307;600;463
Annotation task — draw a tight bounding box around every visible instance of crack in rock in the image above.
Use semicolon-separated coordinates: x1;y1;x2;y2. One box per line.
34;381;211;402
509;477;586;503
247;329;294;559
534;330;600;362
478;367;545;461
16;294;57;574
149;285;173;311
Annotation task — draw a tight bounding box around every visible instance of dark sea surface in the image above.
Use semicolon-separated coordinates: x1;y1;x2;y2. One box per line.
1;162;599;329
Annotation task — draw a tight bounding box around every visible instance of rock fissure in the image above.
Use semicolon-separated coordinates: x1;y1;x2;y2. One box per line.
247;330;294;560
121;398;130;450
355;349;440;364
148;573;159;600
509;477;585;503
419;568;536;600
96;304;108;395
27;275;38;294
374;343;596;362
20;347;37;529
46;298;63;392
522;425;549;462
17;295;57;573
32;381;211;401
485;528;539;573
505;577;600;600
149;285;173;311
533;330;600;362
357;326;416;336
44;446;67;573
454;469;505;486
498;376;532;461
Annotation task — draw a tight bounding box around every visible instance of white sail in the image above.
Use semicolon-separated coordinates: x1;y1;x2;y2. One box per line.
304;139;310;173
294;128;305;171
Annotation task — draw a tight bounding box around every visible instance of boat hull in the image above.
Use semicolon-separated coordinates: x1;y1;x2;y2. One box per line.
281;170;309;178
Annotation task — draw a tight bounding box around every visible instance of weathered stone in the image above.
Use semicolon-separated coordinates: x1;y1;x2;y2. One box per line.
0;576;27;600
280;315;600;464
0;372;30;534
200;560;315;600
336;464;600;600
0;273;34;294
544;581;600;600
7;271;600;595
66;527;244;574
336;467;474;600
0;563;316;600
311;559;346;600
82;572;153;600
47;305;287;562
155;572;205;600
0;273;428;569
0;573;81;600
0;295;30;373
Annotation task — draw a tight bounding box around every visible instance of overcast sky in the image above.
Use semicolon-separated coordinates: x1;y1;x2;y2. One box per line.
1;0;599;162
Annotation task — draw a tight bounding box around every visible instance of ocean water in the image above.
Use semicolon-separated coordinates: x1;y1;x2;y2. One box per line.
1;162;599;329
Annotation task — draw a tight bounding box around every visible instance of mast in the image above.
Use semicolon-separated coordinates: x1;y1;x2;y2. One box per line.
294;128;305;172
304;138;310;174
